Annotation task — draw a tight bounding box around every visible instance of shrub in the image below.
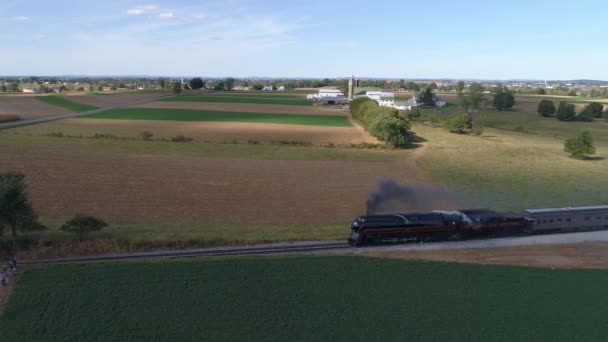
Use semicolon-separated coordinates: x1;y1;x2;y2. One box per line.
564;131;595;159
60;215;108;241
537;100;556;117
139;131;154;141
170;135;193;143
92;133;118;140
444;114;473;134
513;123;527;133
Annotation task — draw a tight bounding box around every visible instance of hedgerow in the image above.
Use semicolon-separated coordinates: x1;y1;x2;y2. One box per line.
350;98;410;148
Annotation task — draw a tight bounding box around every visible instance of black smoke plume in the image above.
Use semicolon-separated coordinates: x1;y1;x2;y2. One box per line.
366;179;470;215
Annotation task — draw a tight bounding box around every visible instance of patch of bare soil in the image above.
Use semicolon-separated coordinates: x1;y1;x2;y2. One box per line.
134;101;349;116
11;118;378;145
0;143;429;225
366;242;608;269
66;94;161;107
0;96;72;120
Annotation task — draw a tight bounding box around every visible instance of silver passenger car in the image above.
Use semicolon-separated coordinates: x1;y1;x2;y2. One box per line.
524;205;608;232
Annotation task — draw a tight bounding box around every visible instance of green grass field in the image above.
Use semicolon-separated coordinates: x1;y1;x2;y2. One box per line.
34;95;99;112
3;256;608;342
80;108;351;127
163;94;312;106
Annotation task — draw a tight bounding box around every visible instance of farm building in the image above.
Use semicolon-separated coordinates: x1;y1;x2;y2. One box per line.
354;90;413;110
306;89;347;105
262;86;274;91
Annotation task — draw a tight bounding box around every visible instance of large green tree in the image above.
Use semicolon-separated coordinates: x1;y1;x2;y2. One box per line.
492;87;515;111
189;78;205;90
537;100;556;117
224;78;235;91
0;172;44;249
564;131;595;159
419;87;435;107
556;101;576;121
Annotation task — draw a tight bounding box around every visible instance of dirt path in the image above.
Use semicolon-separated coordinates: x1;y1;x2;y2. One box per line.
366;242;608;270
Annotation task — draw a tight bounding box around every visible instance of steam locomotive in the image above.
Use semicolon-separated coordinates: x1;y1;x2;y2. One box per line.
347;205;608;246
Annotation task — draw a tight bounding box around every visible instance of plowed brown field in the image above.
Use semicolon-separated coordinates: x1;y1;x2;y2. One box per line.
65;94;161;107
135;101;348;116
0;96;72;120
11;118;378;145
0;143;425;224
367;242;608;269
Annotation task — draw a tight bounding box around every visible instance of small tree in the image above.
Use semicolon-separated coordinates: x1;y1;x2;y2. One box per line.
492;87;515;111
189;78;205;90
252;83;263;91
224;78;235;91
556;101;576;121
580;102;604;119
172;82;182;95
429;115;440;127
419;87;435;107
214;81;225;91
60;215;108;241
369;112;410;148
537;100;556;117
0;172;44;249
444;114;473;134
564;131;596;159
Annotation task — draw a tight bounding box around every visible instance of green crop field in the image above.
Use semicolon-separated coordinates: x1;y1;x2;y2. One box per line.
163;94;312;106
80;108;351;127
35;95;99;112
3;256;608;342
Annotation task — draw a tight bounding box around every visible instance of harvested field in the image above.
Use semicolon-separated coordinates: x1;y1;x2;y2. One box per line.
135;101;348;116
81;108;352;127
0;96;72;120
0;142;425;225
10;118;375;145
367;242;608;269
35;96;98;112
66;94;162;107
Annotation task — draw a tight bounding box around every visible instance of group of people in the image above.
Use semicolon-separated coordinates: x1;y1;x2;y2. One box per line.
0;256;17;286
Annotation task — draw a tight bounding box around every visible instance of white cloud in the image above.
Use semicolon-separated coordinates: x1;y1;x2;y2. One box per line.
192;14;209;21
127;5;158;16
158;12;175;20
32;34;47;39
13;16;29;21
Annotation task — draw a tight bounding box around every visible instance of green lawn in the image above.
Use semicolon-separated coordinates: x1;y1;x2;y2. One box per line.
80;108;351;127
163;94;312;106
3;256;608;342
0;133;396;161
34;95;99;112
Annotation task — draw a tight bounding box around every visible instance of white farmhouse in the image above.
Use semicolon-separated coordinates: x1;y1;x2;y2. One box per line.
262;86;274;91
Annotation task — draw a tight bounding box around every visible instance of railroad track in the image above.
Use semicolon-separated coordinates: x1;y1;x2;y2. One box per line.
21;241;352;265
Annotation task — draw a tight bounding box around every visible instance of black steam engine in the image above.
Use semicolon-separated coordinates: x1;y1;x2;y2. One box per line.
348;205;608;246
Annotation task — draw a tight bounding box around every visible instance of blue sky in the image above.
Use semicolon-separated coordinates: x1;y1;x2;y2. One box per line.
1;0;607;79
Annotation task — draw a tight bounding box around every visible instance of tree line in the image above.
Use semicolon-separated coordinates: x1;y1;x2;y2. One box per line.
350;98;410;148
537;100;606;122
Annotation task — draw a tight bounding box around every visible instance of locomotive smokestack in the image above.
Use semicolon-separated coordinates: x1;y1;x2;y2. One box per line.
366;179;469;215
